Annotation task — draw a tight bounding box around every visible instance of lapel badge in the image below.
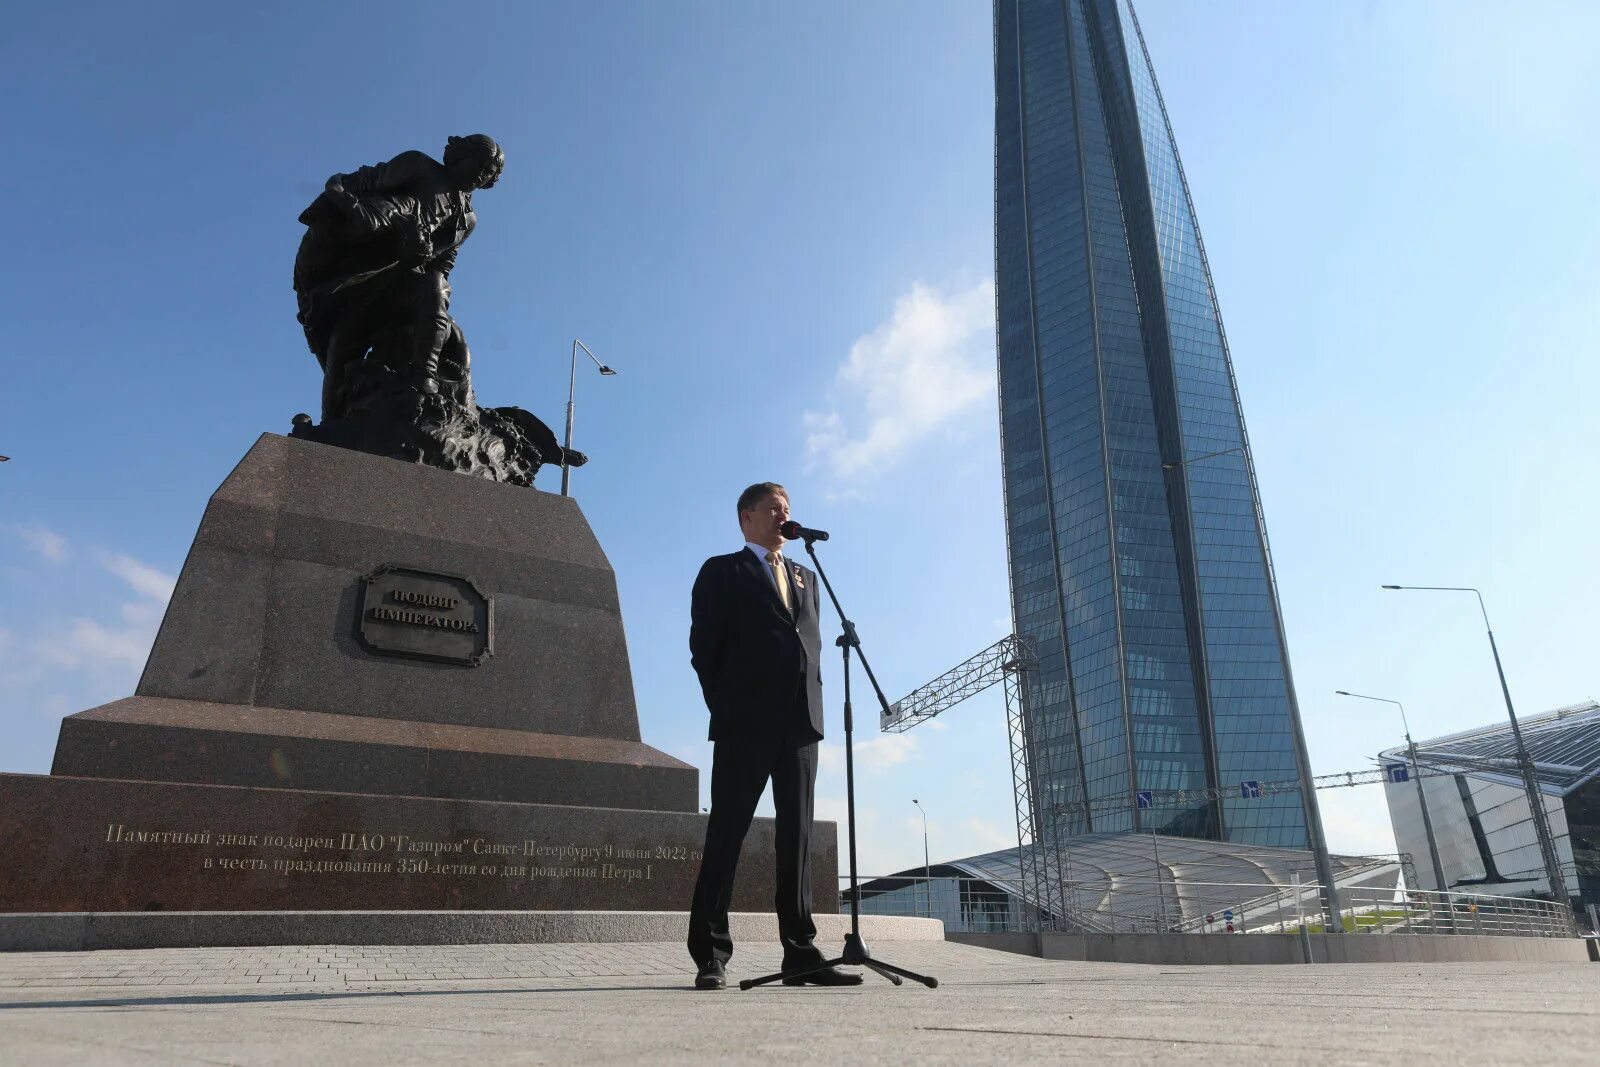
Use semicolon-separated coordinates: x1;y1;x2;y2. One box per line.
791;564;805;590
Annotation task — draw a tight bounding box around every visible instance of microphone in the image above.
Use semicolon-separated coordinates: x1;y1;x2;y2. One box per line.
779;520;829;542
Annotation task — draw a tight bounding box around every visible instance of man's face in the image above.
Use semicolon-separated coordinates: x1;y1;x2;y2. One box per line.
448;152;502;191
738;492;790;551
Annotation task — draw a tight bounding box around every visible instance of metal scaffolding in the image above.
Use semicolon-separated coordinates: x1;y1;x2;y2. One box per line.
883;635;1076;929
877;634;1526;931
881;636;1028;734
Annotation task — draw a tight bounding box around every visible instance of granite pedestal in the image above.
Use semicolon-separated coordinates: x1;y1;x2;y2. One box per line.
52;433;690;806
6;435;837;922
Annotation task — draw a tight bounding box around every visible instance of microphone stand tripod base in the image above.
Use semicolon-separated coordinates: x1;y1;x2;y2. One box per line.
737;930;939;990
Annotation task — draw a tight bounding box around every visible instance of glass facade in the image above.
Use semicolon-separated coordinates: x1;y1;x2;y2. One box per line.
852;868;1025;934
995;0;1315;847
1383;771;1583;901
1380;700;1599;912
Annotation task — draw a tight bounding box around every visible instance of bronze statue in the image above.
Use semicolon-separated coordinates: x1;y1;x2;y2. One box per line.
290;135;582;487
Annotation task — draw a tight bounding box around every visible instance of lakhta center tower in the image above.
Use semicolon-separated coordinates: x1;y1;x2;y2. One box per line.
995;0;1327;851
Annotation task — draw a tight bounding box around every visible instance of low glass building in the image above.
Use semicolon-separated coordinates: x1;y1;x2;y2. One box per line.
1380;700;1598;913
853;833;1399;934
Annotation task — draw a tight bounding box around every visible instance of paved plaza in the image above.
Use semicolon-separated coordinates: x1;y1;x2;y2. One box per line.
0;939;1595;1064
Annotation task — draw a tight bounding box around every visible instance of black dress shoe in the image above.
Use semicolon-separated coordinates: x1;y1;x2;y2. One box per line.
694;959;726;990
782;964;863;987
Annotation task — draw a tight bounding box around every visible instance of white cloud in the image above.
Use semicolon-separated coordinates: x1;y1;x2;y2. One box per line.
803;280;996;481
10;524;69;563
22;553;175;675
819;731;920;773
815;796;850;826
959;816;1016;854
100;553;177;602
1316;789;1399;859
46;619;154;669
823;807;1018;878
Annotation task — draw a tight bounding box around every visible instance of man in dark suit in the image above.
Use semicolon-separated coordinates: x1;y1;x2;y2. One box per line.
686;482;861;990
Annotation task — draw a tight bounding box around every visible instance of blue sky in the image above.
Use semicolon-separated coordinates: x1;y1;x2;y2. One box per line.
2;1;1596;879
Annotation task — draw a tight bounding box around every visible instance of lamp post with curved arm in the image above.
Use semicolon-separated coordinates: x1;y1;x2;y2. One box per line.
912;798;930;920
1382;584;1570;908
562;338;617;497
1336;690;1452;928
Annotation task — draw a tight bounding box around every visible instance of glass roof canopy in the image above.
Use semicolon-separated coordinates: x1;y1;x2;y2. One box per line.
862;832;1398;930
1380;700;1600;795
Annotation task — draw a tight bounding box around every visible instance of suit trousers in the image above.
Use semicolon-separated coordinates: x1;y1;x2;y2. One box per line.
686;724;819;966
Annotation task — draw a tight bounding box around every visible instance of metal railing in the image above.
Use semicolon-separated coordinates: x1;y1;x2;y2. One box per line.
1331;885;1575;939
844;875;1577;939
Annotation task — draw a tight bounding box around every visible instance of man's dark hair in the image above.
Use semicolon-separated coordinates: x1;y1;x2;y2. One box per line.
737;482;788;516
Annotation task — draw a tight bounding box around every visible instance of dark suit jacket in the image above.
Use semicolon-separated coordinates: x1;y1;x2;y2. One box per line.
690;548;824;743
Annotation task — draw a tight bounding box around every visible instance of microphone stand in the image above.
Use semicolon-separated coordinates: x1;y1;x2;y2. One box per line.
739;532;938;991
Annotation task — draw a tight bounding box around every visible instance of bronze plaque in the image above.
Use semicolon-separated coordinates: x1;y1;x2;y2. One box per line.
357;564;492;666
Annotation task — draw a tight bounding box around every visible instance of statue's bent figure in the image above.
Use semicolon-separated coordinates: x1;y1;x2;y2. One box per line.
294;135;504;420
289;135;579;488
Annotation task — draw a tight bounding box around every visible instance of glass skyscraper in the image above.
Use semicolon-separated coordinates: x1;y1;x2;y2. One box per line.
995;0;1323;848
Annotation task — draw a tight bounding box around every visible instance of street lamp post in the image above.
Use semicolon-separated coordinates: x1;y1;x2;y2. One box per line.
1382;585;1571;908
1160;443;1344;931
912;798;930;920
562;339;617;497
1335;690;1452;930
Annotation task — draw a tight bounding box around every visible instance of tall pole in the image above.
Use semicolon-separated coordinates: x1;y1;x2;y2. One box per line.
1335;690;1451;930
1151;829;1166;929
1383;585;1570;908
561;339;617;498
913;798;930;920
561;341;578;496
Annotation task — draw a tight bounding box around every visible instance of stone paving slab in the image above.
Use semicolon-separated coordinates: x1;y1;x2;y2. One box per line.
0;940;1595;1065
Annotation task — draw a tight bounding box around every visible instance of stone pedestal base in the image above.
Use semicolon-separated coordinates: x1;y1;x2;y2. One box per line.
0;773;837;917
53;697;695;812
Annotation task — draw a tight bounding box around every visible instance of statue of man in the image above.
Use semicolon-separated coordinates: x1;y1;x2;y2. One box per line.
292;134;505;420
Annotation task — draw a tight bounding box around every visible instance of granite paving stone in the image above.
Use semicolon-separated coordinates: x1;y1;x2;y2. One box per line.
0;940;1596;1064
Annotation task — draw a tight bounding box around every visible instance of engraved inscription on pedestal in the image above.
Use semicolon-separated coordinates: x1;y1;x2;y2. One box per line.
356;564;492;667
0;774;839;915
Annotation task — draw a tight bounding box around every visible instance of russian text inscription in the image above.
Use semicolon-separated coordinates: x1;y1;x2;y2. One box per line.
356;564;492;666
